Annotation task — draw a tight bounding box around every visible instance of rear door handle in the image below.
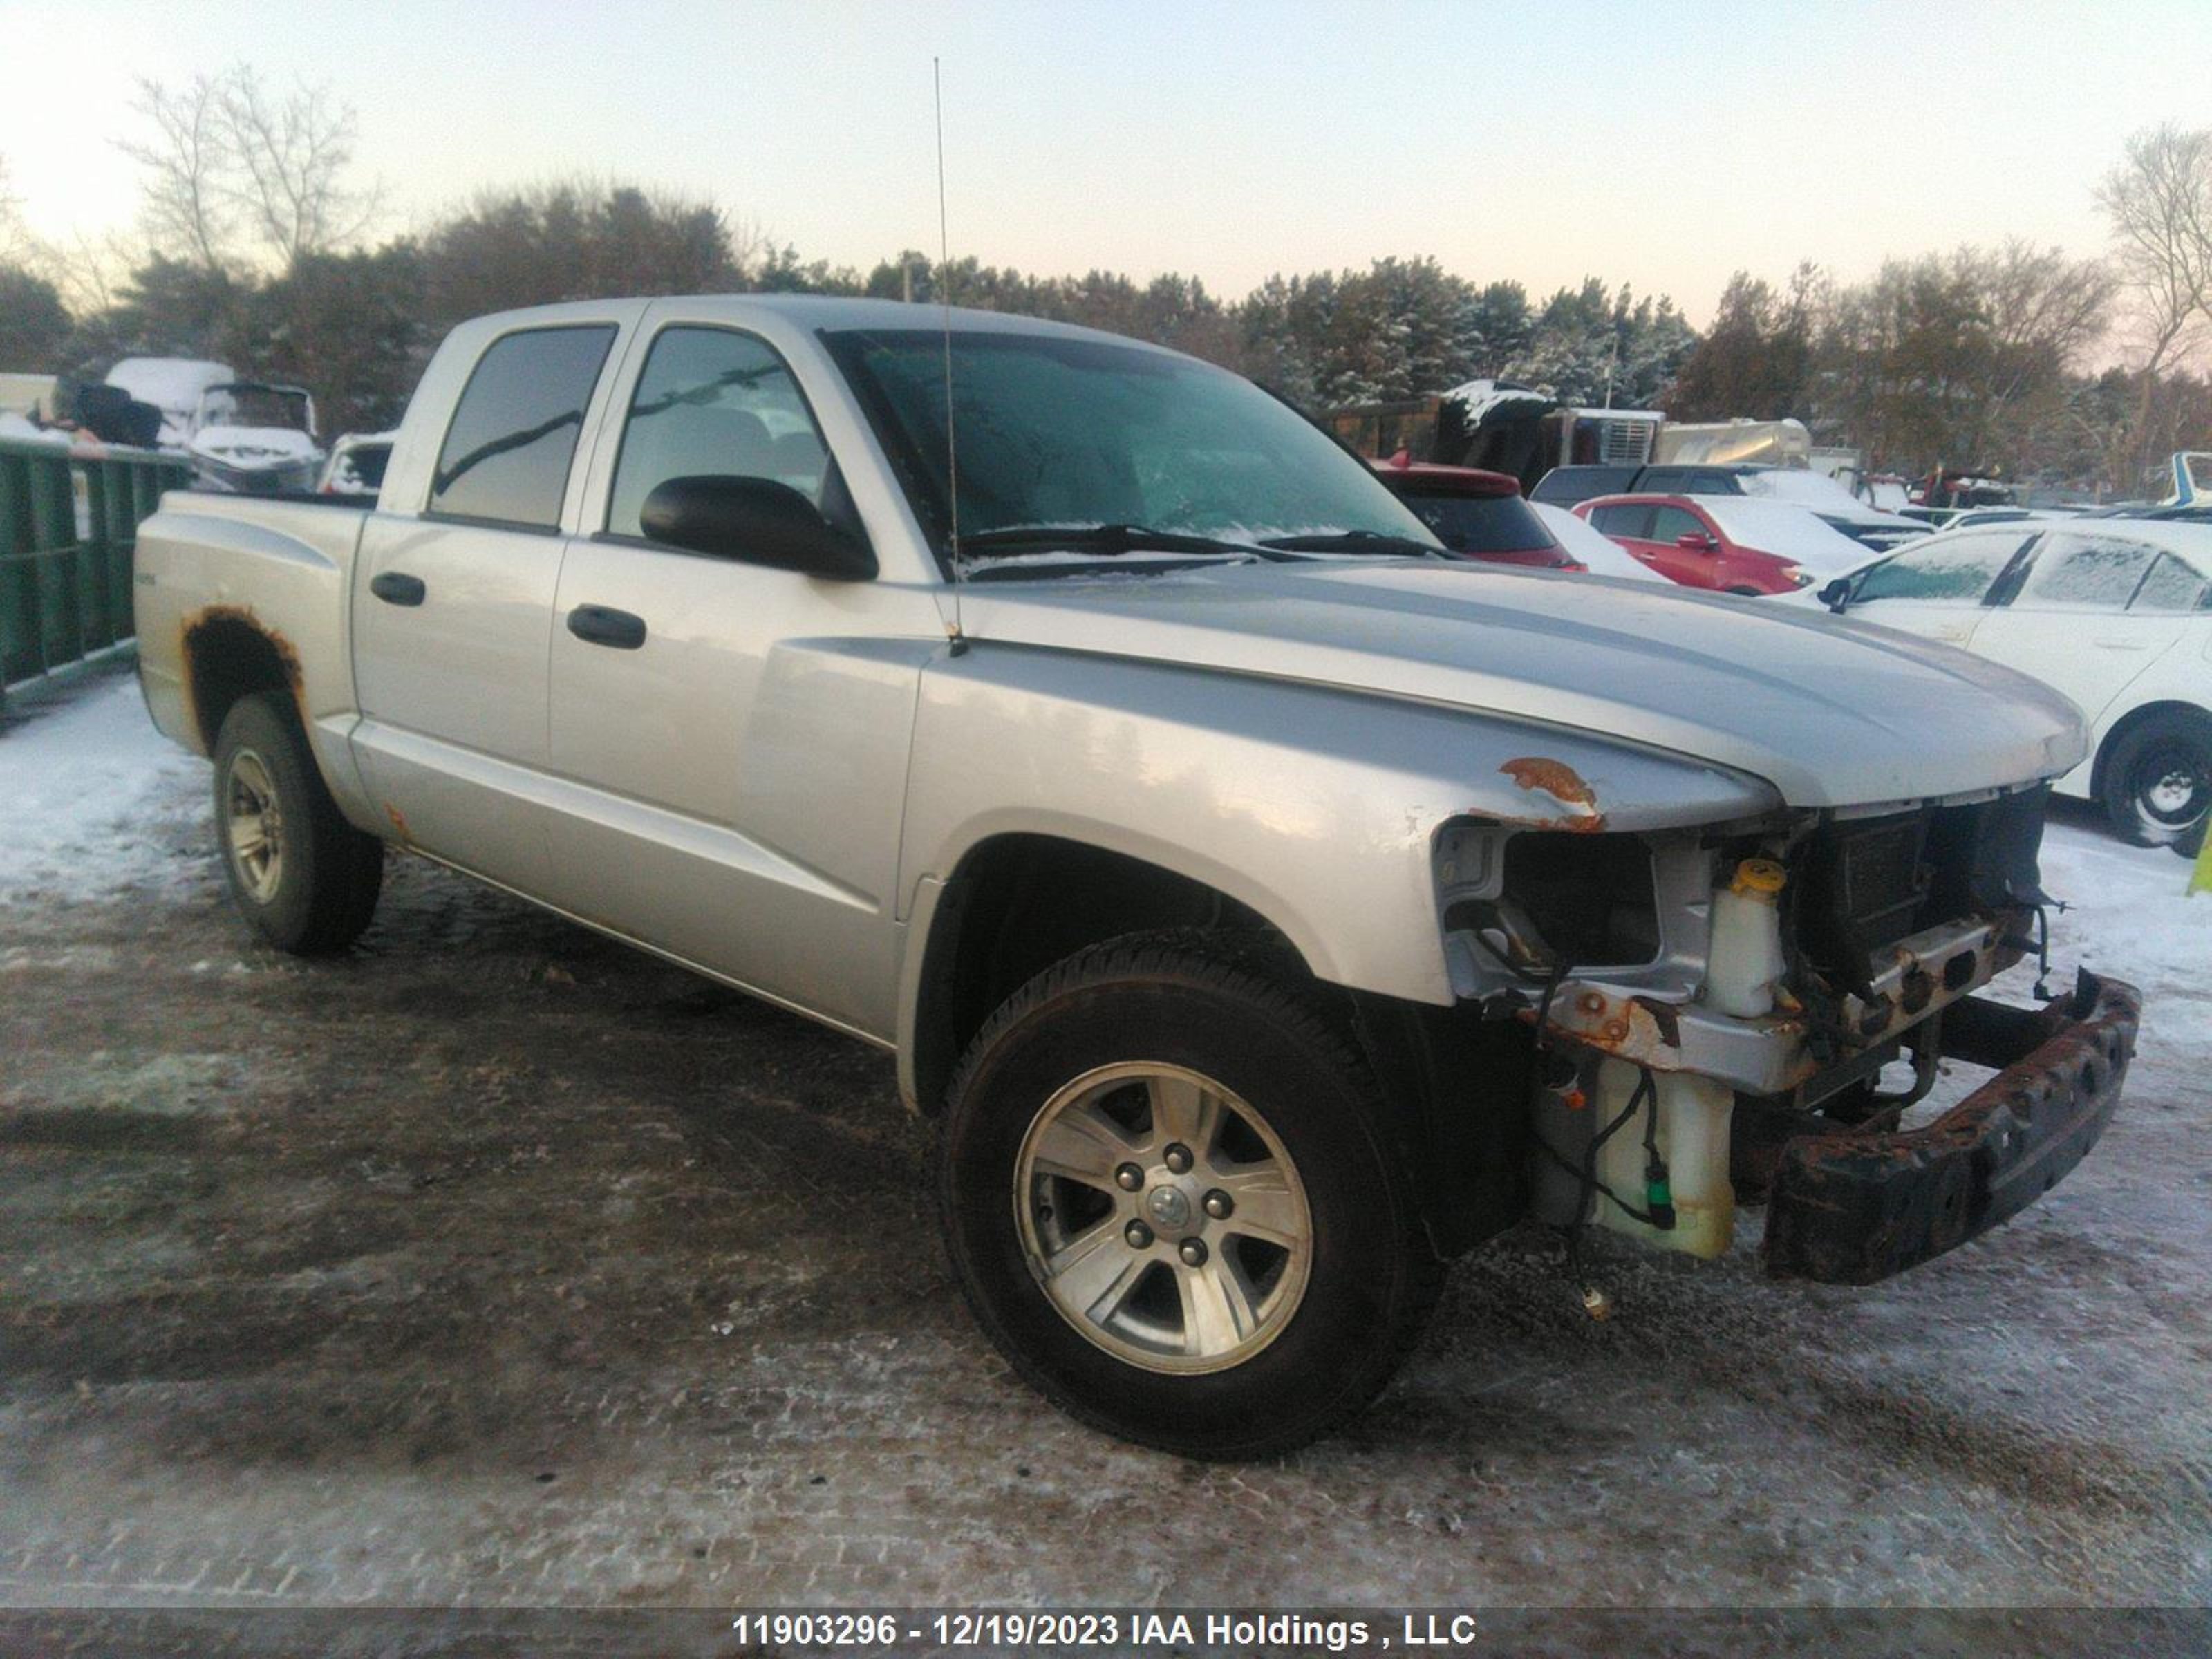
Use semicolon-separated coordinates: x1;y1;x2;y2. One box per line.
567;603;648;650
369;571;426;606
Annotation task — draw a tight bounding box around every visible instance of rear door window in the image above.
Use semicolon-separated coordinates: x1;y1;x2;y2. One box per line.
2125;552;2211;613
2016;533;2161;610
1590;503;1653;538
430;325;617;528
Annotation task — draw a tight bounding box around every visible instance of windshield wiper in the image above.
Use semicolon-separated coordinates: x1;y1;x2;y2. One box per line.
955;523;1268;559
1255;530;1444;557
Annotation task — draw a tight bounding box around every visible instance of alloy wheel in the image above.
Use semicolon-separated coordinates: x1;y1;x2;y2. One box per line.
1013;1062;1312;1374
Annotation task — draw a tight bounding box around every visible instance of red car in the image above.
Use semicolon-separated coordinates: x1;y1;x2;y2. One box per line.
1571;493;1862;595
1369;455;1583;570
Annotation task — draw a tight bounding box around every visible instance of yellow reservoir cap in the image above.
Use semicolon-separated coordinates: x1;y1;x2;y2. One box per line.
1731;857;1787;897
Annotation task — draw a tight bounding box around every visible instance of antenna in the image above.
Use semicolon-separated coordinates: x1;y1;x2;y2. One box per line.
935;57;967;655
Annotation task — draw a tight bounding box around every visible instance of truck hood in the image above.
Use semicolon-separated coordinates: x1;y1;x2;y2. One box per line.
955;560;2086;809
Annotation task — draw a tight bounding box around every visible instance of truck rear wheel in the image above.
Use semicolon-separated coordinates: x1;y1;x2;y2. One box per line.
212;692;384;953
937;934;1443;1458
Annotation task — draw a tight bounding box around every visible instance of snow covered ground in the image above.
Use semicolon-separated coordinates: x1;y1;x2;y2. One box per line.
1;665;2207;1635
0;668;212;906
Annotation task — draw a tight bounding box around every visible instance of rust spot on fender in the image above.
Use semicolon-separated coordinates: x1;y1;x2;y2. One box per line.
1498;757;1607;832
384;803;412;844
178;603;308;748
185;603;303;689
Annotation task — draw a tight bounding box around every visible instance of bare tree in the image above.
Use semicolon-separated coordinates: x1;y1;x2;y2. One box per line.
0;154;25;261
2099;124;2212;379
1967;240;2114;453
215;68;378;270
118;73;236;269
42;228;137;316
2098;125;2212;480
118;66;376;274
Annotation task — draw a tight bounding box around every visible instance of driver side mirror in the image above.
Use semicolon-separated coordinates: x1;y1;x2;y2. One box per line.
1675;531;1718;552
639;475;877;581
1818;577;1852;612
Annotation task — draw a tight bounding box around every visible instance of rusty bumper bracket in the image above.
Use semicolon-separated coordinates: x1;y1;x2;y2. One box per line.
1763;970;2140;1286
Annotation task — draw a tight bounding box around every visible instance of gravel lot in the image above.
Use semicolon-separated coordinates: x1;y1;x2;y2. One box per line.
1;666;2207;1649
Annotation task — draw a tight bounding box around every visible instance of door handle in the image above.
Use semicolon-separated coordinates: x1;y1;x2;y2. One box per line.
2092;639;2150;651
369;571;426;606
567;603;648;650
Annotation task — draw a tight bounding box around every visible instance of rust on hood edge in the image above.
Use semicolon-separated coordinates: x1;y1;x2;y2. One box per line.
1497;756;1608;832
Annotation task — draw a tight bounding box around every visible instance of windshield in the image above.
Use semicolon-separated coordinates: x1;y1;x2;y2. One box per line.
823;328;1436;568
205;384;312;433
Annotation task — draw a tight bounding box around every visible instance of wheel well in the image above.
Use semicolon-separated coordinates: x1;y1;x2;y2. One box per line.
909;835;1301;1117
182;611;301;754
2091;700;2212;798
910;833;1533;1257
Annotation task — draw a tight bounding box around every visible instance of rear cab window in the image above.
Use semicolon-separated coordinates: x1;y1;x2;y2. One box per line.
1398;488;1554;554
1532;467;1638;506
429;325;618;529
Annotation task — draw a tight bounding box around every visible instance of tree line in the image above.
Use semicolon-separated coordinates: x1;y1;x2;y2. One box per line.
3;68;2209;494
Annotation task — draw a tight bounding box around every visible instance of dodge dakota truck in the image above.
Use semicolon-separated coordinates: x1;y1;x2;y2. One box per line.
133;297;2141;1456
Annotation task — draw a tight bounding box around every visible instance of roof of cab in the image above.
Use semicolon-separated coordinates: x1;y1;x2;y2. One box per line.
456;293;1195;354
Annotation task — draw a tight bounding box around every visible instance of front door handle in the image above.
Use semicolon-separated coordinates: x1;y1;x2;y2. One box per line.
370;570;426;606
567;603;648;650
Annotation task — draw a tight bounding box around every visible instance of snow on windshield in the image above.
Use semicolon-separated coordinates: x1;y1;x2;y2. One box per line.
1695;498;1871;572
1735;469;1865;512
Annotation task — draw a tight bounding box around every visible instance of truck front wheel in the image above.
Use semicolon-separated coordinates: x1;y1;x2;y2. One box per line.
937;934;1443;1457
212;692;384;953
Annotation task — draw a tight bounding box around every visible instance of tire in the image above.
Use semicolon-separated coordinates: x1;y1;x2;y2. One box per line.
2098;711;2212;857
212;691;384;953
937;932;1444;1458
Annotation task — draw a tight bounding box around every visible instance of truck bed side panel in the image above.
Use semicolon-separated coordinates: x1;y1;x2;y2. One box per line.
132;493;377;824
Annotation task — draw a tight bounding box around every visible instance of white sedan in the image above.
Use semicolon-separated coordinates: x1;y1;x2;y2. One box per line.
1530;501;1669;582
1815;515;2212;853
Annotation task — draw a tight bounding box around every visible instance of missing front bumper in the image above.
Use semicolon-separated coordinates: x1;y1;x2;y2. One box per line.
1762;971;2140;1285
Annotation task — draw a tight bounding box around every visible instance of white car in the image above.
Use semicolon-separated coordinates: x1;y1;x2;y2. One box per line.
317;431;397;497
1529;500;1667;581
1817;516;2212;852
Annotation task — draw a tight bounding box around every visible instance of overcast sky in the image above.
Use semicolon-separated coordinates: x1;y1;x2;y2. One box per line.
3;0;2202;321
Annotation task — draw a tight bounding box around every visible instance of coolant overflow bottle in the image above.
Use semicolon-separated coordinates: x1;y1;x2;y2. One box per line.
1704;858;1788;1018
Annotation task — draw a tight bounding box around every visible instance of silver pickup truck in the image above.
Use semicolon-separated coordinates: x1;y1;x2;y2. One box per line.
133;297;2140;1456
